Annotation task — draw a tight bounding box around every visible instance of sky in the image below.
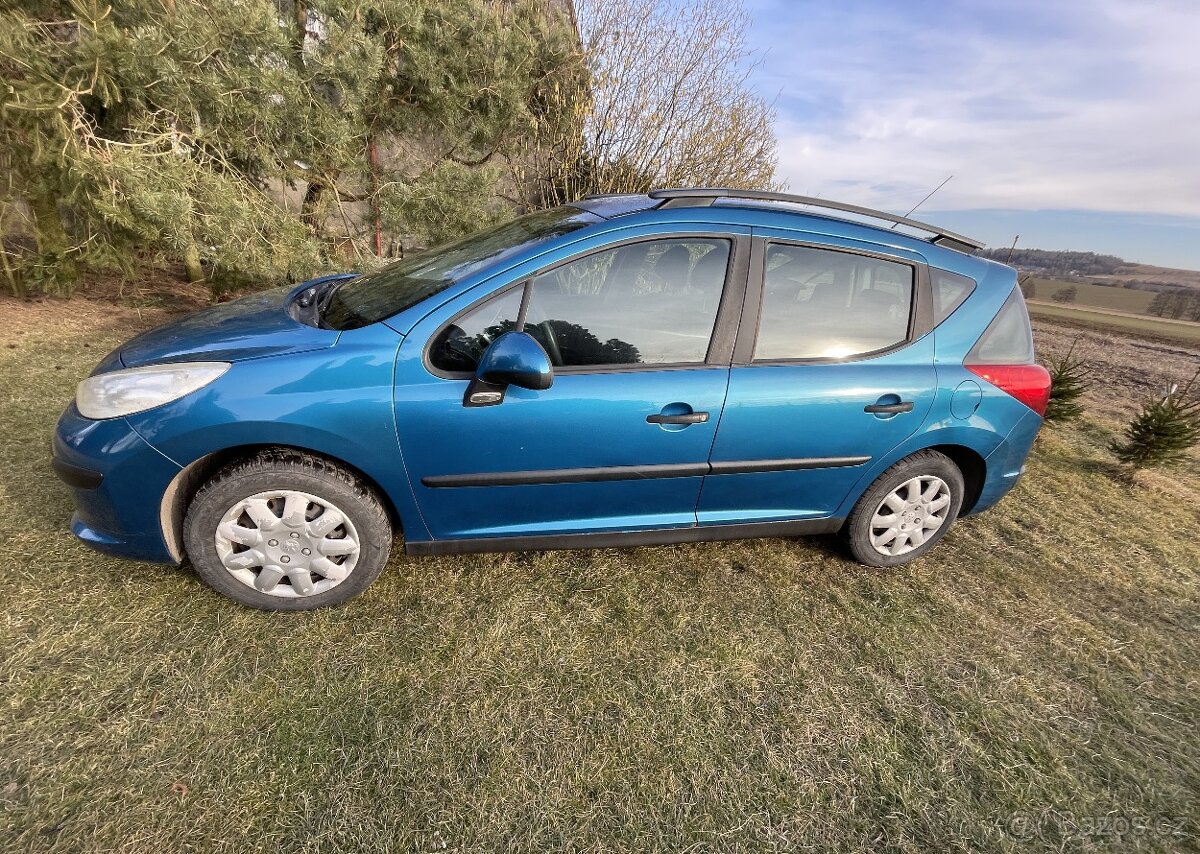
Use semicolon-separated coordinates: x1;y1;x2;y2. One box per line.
741;0;1200;268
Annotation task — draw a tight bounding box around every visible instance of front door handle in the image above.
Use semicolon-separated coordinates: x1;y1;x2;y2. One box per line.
646;411;710;425
864;401;914;414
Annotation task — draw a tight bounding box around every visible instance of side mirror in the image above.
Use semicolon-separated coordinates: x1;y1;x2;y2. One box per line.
466;331;553;406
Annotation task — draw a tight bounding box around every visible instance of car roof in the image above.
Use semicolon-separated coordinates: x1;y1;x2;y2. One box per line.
572;190;1007;281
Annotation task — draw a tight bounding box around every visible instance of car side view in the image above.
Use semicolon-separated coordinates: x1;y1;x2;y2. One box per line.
53;188;1052;610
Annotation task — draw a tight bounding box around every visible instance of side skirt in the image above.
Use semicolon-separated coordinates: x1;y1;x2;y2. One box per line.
404;517;845;557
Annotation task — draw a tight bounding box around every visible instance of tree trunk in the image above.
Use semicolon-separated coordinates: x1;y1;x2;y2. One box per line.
291;1;308;67
28;189;77;294
368;137;383;257
0;241;20;298
183;242;204;283
301;181;325;234
0;201;21;297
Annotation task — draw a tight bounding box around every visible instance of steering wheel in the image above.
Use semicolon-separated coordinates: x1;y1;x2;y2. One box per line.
537;320;564;367
436;325;480;369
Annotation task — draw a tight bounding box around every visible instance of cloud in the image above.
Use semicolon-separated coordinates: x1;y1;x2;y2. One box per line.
745;0;1200;217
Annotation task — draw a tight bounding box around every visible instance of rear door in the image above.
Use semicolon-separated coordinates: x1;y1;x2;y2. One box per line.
697;230;937;525
394;226;751;542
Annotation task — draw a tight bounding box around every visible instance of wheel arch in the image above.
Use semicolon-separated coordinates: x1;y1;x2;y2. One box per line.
159;444;406;563
928;443;987;514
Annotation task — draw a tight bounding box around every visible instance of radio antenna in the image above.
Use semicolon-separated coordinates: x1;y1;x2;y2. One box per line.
891;174;953;227
1005;234;1019;264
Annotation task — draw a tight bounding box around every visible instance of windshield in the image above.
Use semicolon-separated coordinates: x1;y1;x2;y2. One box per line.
321;207;599;330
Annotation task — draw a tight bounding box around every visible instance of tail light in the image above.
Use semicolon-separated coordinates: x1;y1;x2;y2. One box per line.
965;288;1051;416
965;363;1052;416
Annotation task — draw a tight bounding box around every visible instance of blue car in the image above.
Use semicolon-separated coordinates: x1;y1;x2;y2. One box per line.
53;188;1051;610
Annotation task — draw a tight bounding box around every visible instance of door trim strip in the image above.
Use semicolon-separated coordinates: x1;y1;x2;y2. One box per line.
421;456;870;488
405;515;845;556
707;456;870;475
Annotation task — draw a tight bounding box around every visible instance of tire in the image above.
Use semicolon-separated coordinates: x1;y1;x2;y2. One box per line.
843;450;965;567
183;449;392;610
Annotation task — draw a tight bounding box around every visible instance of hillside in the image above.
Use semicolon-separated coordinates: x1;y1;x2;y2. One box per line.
980;247;1200;291
1101;262;1200;290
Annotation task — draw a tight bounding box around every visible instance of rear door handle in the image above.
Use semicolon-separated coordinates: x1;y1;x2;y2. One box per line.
864;401;914;414
646;412;710;425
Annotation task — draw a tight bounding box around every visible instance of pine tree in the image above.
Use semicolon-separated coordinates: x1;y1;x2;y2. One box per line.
1043;339;1090;424
1110;370;1200;470
0;1;581;294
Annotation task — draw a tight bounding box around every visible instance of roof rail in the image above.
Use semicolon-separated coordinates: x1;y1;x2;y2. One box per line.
647;188;984;251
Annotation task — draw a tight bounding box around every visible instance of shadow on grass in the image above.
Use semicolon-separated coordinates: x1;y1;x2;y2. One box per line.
1077;458;1131;481
787;532;847;561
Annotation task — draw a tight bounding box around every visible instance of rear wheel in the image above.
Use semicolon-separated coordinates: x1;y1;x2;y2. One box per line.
844;450;964;567
184;450;391;610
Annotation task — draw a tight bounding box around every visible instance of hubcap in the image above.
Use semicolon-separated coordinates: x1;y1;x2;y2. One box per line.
869;475;952;557
214;490;360;598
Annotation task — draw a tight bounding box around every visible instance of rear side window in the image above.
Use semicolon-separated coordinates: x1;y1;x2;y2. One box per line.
754;244;914;360
967;289;1035;364
932;269;976;324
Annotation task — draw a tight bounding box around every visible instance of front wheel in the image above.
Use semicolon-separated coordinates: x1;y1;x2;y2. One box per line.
183;450;392;610
844;450;964;567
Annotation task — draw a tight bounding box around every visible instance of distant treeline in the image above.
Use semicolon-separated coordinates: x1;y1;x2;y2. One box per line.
1148;290;1200;322
978;248;1126;277
985;247;1199;299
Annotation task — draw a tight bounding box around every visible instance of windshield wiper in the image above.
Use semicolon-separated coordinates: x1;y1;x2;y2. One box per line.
313;275;359;328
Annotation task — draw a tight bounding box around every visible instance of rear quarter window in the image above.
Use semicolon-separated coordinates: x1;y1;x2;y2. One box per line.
932;269;976;324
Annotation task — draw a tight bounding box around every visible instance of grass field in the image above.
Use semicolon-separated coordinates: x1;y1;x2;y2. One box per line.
2;298;1199;853
1027;279;1159;315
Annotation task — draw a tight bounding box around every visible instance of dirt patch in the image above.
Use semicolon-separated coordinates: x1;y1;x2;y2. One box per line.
1034;317;1200;423
0;265;212;347
0;296;183;350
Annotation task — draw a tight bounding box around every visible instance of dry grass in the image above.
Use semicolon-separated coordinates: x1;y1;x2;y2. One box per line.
1;300;1198;853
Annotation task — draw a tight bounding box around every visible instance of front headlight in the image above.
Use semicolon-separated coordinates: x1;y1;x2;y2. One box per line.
76;361;231;420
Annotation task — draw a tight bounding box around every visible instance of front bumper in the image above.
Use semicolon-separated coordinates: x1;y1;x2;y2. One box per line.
51;456;104;490
52;404;182;563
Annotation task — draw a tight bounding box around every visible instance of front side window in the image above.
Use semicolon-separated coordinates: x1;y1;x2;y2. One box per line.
754;244;914;361
429;237;732;372
428;286;523;373
525;238;730;367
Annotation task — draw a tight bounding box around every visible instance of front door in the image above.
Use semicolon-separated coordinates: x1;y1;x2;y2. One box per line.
394;229;750;542
698;233;937;525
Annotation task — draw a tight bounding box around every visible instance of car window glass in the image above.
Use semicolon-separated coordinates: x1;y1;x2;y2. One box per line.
755;244;914;360
427;286;524;372
932;269;976;324
523;238;730;366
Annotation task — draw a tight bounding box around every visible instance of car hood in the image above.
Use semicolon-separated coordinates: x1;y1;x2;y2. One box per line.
114;284;340;370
